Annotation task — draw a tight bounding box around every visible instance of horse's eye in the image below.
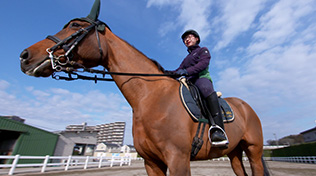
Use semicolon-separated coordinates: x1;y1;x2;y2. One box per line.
70;22;81;28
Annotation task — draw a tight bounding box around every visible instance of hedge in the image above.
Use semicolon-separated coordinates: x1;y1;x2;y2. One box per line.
272;142;316;157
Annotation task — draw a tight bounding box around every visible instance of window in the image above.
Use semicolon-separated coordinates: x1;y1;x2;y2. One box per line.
72;144;85;155
72;144;96;156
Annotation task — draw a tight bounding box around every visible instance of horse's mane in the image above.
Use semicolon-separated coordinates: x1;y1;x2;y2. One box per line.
117;36;166;73
150;58;166;72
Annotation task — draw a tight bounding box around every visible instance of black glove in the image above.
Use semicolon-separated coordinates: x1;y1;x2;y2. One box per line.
175;69;188;76
164;70;174;75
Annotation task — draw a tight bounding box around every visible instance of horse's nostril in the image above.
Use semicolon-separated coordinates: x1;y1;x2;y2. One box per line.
20;49;29;60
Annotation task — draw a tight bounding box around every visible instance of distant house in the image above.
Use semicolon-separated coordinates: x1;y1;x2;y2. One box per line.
121;145;136;153
54;130;98;156
94;143;138;159
300;127;316;143
94;143;121;157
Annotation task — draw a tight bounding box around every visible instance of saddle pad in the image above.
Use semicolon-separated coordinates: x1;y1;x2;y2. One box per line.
180;83;234;123
180;83;201;122
218;97;234;122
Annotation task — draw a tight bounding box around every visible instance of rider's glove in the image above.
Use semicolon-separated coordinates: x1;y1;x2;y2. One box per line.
175;69;188;76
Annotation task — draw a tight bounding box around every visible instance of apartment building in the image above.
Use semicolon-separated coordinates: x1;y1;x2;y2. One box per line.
65;122;125;145
95;122;125;145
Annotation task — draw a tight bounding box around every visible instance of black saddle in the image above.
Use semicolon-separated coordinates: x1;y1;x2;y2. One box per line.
179;79;234;123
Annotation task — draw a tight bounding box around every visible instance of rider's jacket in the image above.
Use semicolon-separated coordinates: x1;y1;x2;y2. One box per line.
174;45;212;82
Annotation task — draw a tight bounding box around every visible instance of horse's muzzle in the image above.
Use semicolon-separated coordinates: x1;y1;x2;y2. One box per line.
20;49;52;77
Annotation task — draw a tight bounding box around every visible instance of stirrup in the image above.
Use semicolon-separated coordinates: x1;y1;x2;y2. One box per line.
208;125;229;147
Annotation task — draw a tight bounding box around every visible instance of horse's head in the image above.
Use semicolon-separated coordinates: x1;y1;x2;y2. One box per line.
20;0;110;77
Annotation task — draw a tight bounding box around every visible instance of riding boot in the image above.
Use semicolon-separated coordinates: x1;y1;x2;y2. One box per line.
205;92;229;146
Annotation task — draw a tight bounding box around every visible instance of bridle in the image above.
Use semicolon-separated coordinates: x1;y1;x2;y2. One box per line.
46;18;106;72
46;18;176;83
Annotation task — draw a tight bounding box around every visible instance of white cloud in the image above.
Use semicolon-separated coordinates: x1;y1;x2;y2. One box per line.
216;0;316;141
0;80;133;144
248;0;316;55
177;0;212;39
213;0;267;50
147;0;180;7
0;80;10;90
146;0;212;39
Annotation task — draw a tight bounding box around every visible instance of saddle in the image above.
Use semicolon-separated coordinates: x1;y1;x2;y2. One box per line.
179;79;234;123
179;78;234;158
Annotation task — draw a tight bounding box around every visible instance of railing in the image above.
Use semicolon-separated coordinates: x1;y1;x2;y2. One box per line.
0;155;131;175
212;156;316;164
212;157;248;161
270;156;316;164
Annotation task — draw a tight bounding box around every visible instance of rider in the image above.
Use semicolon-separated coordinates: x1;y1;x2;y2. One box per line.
166;29;228;146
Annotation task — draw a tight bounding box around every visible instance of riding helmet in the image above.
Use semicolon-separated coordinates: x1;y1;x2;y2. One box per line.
181;29;200;44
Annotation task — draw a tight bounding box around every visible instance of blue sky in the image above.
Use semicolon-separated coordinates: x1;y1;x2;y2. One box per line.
1;0;316;145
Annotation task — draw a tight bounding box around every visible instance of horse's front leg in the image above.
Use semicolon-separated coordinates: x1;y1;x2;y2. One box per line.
144;153;191;176
166;153;191;176
144;159;167;176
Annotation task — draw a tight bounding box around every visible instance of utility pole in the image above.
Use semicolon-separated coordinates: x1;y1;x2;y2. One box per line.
273;133;279;146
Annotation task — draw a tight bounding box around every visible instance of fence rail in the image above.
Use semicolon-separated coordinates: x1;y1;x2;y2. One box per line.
213;156;316;164
0;155;131;175
1;155;315;175
270;156;316;164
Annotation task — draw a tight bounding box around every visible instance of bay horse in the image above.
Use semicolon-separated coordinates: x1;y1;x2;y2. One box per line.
19;1;266;175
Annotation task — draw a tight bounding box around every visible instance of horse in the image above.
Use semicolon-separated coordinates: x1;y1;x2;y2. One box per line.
19;1;267;175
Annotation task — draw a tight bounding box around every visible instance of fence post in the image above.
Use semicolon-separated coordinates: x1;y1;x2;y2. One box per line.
120;156;124;166
8;154;20;175
41;155;50;173
84;156;90;169
65;155;72;171
128;156;132;166
98;156;103;168
110;156;114;167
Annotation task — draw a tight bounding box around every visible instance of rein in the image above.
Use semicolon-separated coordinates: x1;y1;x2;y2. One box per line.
52;67;176;83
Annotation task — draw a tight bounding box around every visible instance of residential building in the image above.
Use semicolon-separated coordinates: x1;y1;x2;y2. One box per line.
95;122;125;145
54;122;126;156
301;126;316;143
94;143;138;159
54;129;99;156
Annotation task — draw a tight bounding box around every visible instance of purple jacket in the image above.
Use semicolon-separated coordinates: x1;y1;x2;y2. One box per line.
174;45;211;81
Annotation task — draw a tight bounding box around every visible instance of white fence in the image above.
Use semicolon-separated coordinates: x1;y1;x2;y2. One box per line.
212;157;248;161
270;156;316;164
213;156;316;164
0;155;131;175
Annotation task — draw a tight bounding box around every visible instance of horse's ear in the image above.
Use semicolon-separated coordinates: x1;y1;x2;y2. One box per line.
87;0;100;21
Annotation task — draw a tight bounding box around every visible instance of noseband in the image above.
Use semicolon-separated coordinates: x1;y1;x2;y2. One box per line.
46;18;108;72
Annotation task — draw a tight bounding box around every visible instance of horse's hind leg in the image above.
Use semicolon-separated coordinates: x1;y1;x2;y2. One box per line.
243;143;264;176
227;144;248;176
144;159;167;176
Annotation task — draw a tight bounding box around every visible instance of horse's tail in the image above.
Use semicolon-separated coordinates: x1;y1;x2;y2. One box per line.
261;156;270;176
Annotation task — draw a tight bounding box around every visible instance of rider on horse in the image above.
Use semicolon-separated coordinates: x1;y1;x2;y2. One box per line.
167;29;229;146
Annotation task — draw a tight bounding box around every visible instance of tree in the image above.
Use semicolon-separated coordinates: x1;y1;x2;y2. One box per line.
266;134;304;146
267;140;277;145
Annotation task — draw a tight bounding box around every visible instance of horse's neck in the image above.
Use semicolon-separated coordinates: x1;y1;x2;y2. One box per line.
103;31;163;107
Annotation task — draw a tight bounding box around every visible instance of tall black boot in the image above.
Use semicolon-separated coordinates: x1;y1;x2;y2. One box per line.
205;92;229;146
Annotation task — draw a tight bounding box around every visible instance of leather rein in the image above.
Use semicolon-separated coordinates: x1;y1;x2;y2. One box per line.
46;18;173;83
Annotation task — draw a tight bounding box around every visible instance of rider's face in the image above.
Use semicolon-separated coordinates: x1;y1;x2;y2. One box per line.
183;34;199;47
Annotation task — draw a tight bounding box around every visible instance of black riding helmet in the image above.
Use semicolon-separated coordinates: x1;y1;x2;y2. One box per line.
181;29;200;44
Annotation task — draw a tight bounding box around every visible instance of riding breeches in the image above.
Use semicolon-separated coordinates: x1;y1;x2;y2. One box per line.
192;77;215;98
